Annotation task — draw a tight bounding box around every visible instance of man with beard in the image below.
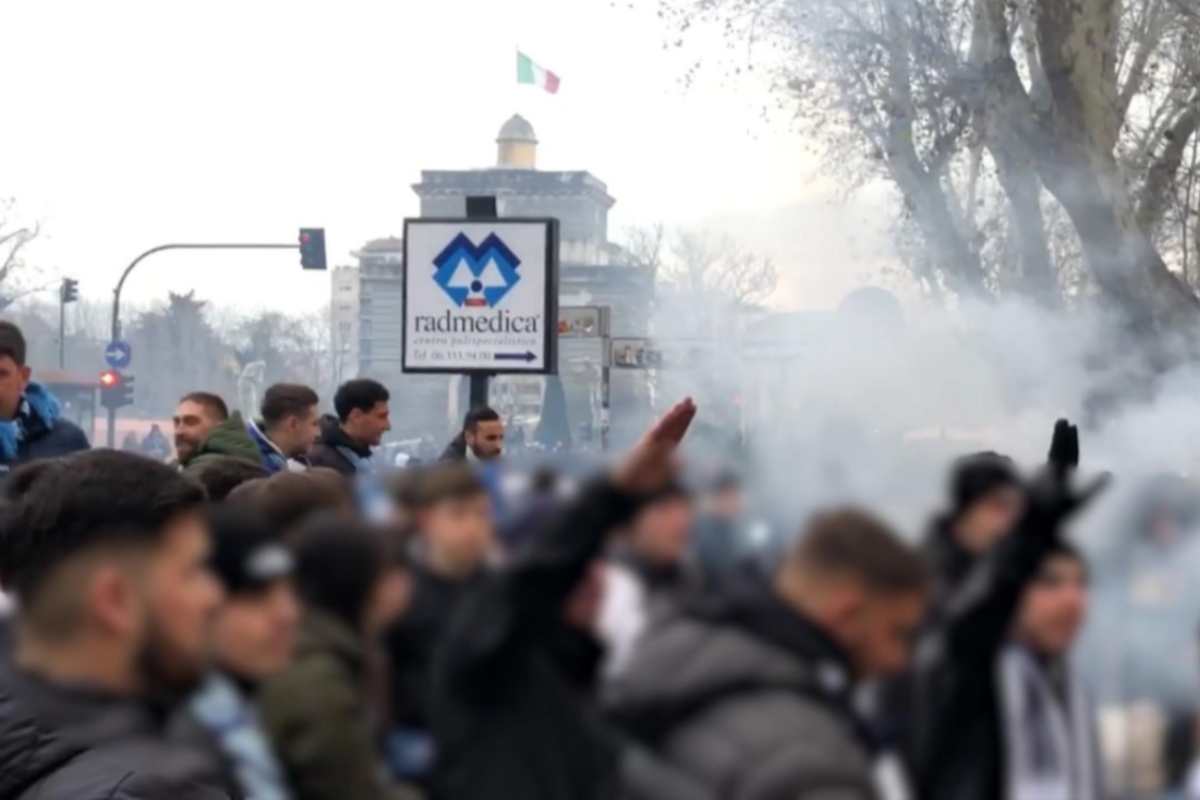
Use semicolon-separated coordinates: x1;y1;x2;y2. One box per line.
0;450;229;799
173;392;232;465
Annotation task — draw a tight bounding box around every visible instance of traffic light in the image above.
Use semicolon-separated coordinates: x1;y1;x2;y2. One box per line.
60;278;79;304
99;370;134;410
299;228;327;270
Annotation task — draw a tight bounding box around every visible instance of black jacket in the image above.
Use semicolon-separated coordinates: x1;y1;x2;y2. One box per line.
0;660;229;800
608;576;880;800
438;433;467;462
386;563;484;730
307;415;371;476
909;520;1061;800
432;481;704;800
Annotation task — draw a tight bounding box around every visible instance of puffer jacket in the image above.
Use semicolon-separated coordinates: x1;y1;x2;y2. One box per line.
181;412;262;474
608;576;881;800
307;415;373;477
0;658;229;799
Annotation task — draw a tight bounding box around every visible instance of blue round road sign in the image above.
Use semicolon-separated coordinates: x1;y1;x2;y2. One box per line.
105;340;132;369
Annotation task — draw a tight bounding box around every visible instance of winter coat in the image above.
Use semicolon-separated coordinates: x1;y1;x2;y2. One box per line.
431;481;709;800
0;381;89;475
259;610;419;800
0;658;229;800
181;412;262;474
608;576;881;800
438;433;467;462
598;552;693;679
307;415;373;477
246;419;309;474
908;519;1062;800
171;673;293;800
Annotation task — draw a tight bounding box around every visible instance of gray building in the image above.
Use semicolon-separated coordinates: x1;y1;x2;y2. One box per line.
342;114;653;442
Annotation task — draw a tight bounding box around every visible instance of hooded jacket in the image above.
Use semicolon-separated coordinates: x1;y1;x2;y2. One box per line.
607;576;881;800
181;412;262;474
0;659;229;800
0;381;89;474
307;415;372;477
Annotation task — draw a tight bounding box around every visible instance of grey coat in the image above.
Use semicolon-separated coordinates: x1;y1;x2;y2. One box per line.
607;579;880;800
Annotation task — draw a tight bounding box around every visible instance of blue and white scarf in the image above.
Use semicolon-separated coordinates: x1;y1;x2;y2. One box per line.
0;382;60;462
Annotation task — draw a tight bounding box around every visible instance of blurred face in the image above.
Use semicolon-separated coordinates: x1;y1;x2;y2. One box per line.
173;400;223;463
956;486;1025;555
346;401;391;447
212;580;300;681
466;420;505;461
424;492;494;576
1015;554;1089;658
136;513;225;696
0;355;31;421
842;587;927;679
630;496;694;566
364;567;411;637
273;405;320;458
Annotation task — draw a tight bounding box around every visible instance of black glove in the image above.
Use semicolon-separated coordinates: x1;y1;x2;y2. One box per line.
1047;418;1079;476
1020;463;1109;543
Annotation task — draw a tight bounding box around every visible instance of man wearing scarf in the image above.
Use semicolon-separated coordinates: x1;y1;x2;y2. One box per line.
0;321;88;475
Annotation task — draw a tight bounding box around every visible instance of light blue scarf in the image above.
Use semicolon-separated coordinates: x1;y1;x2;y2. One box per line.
0;382;60;461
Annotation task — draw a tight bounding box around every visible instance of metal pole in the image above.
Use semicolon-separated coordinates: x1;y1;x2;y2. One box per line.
106;242;300;446
464;197;496;412
58;293;66;370
600;364;611;452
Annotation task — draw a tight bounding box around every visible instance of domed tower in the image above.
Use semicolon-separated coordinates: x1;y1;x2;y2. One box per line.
496;114;538;169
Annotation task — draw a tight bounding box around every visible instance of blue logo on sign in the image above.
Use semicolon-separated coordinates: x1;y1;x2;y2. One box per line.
432;233;521;308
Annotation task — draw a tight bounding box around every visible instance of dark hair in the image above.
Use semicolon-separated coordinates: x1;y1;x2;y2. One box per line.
414;463;486;508
290;513;388;628
463;406;501;433
790;508;929;594
180;392;230;422
190;456;269;502
0;321;27;366
261;383;319;427
0;451;206;605
334;379;389;423
949;451;1019;515
229;468;353;536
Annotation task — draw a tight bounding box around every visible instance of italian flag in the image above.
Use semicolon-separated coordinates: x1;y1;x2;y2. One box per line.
517;51;560;94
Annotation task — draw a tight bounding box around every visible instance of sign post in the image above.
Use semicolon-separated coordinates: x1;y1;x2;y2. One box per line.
402;215;559;410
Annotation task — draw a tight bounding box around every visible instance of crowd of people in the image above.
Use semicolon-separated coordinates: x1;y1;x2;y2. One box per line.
0;315;1194;799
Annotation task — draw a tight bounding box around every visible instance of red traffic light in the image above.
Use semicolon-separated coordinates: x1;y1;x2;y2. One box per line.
99;370;121;388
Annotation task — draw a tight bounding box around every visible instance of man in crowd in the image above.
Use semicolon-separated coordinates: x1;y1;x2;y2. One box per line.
433;398;710;800
0;321;88;473
259;514;418;800
440;406;504;463
599;482;696;677
910;420;1105;800
609;507;930;800
923;450;1025;606
173;506;300;800
0;450;228;799
143;422;173;461
174;391;262;476
247;383;320;474
386;463;495;784
308;379;391;476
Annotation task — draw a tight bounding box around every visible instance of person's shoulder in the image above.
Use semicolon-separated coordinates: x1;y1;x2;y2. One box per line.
25;417;90;458
32;735;229;800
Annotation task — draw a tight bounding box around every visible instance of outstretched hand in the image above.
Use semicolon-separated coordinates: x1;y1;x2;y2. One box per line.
1025;416;1107;540
613;397;697;495
1047;418;1080;476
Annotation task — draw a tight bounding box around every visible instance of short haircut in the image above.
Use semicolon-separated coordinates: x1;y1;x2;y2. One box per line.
290;513;389;628
180;391;229;422
190;456;269;502
413;463;486;508
789;508;929;594
463;406;501;432
0;451;207;625
229;468;354;536
334;379;389;423
261;383;319;427
0;321;27;366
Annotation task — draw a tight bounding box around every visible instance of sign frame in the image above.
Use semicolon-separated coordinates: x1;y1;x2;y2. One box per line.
401;217;559;375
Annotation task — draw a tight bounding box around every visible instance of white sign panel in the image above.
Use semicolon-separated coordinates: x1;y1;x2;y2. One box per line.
403;218;558;374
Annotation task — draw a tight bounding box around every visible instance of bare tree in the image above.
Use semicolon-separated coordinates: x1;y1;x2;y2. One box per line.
661;230;779;310
0;199;46;311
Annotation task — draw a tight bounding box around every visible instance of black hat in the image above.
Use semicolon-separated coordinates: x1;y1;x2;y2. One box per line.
207;506;293;594
948;451;1020;516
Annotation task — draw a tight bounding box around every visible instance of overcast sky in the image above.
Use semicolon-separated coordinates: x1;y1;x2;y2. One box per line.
1;0;896;317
